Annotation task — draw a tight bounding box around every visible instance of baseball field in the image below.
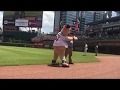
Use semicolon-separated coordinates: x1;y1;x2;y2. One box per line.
0;45;110;66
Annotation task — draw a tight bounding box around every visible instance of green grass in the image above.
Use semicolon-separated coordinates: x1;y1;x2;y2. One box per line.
0;45;110;66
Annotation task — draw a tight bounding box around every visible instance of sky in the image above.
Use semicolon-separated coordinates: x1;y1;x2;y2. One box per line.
41;11;54;33
0;11;117;33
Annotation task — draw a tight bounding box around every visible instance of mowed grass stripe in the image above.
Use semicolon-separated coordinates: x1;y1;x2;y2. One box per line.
0;46;53;66
0;46;52;54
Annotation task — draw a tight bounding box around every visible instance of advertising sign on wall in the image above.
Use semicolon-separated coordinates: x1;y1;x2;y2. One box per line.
3;19;15;26
3;11;43;28
3;26;17;31
15;19;28;26
28;20;42;27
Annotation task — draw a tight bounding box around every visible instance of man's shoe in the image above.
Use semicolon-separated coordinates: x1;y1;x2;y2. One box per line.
62;61;69;67
51;60;59;65
69;62;74;64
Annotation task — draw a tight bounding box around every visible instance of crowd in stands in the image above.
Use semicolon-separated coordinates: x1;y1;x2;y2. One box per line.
84;20;120;41
77;33;120;41
31;34;55;43
31;32;120;43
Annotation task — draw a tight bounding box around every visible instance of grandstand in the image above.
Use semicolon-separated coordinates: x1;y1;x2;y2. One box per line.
73;16;120;54
31;15;120;54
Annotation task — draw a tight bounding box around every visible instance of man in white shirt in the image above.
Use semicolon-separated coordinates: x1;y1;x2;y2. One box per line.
95;45;98;56
84;44;88;56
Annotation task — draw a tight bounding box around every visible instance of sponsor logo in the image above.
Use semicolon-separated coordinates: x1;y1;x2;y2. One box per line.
28;20;41;27
4;20;15;24
4;20;8;24
15;19;28;26
29;22;38;25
